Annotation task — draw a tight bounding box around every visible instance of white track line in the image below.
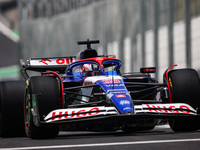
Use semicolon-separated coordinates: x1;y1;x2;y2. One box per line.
1;138;200;150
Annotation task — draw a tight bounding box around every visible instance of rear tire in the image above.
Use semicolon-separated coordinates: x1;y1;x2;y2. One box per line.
168;68;200;132
25;76;60;139
0;81;26;137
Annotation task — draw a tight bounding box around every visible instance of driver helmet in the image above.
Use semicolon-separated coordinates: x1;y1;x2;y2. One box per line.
82;64;100;76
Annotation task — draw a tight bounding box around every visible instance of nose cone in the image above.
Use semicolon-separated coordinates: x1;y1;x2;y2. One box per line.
92;75;134;114
107;91;134;114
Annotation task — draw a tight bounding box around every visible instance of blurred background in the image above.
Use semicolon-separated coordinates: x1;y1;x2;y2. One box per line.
0;0;200;81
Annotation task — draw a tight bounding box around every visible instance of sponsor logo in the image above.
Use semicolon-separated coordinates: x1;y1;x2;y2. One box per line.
39;59;52;65
169;77;173;88
84;82;92;86
119;100;130;105
104;84;124;88
84;82;92;89
146;104;191;114
50;107;100;121
116;94;126;98
102;79;121;84
56;58;70;64
42;73;56;76
38;58;71;65
142;68;156;73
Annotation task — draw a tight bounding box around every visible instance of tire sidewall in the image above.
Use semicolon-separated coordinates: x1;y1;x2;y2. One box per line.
24;76;61;139
168;68;200;131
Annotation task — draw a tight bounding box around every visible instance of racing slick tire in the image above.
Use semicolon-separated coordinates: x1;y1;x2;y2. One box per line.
168;68;200;132
0;81;26;137
25;76;60;139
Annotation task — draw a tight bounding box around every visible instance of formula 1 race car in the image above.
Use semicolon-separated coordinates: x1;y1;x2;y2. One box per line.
0;40;200;138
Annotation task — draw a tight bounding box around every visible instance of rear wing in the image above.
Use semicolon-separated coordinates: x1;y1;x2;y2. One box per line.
20;56;76;79
21;57;76;67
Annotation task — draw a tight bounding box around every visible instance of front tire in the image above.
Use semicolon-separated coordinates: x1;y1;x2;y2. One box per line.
25;76;60;139
0;81;26;137
168;68;200;132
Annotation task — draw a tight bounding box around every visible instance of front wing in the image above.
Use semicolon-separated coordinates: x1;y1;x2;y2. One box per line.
39;103;200;125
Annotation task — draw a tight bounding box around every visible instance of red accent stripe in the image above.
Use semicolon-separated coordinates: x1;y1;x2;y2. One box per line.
166;64;177;103
47;71;64;108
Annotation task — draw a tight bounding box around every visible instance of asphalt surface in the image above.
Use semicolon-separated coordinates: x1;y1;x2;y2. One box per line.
1;125;200;150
